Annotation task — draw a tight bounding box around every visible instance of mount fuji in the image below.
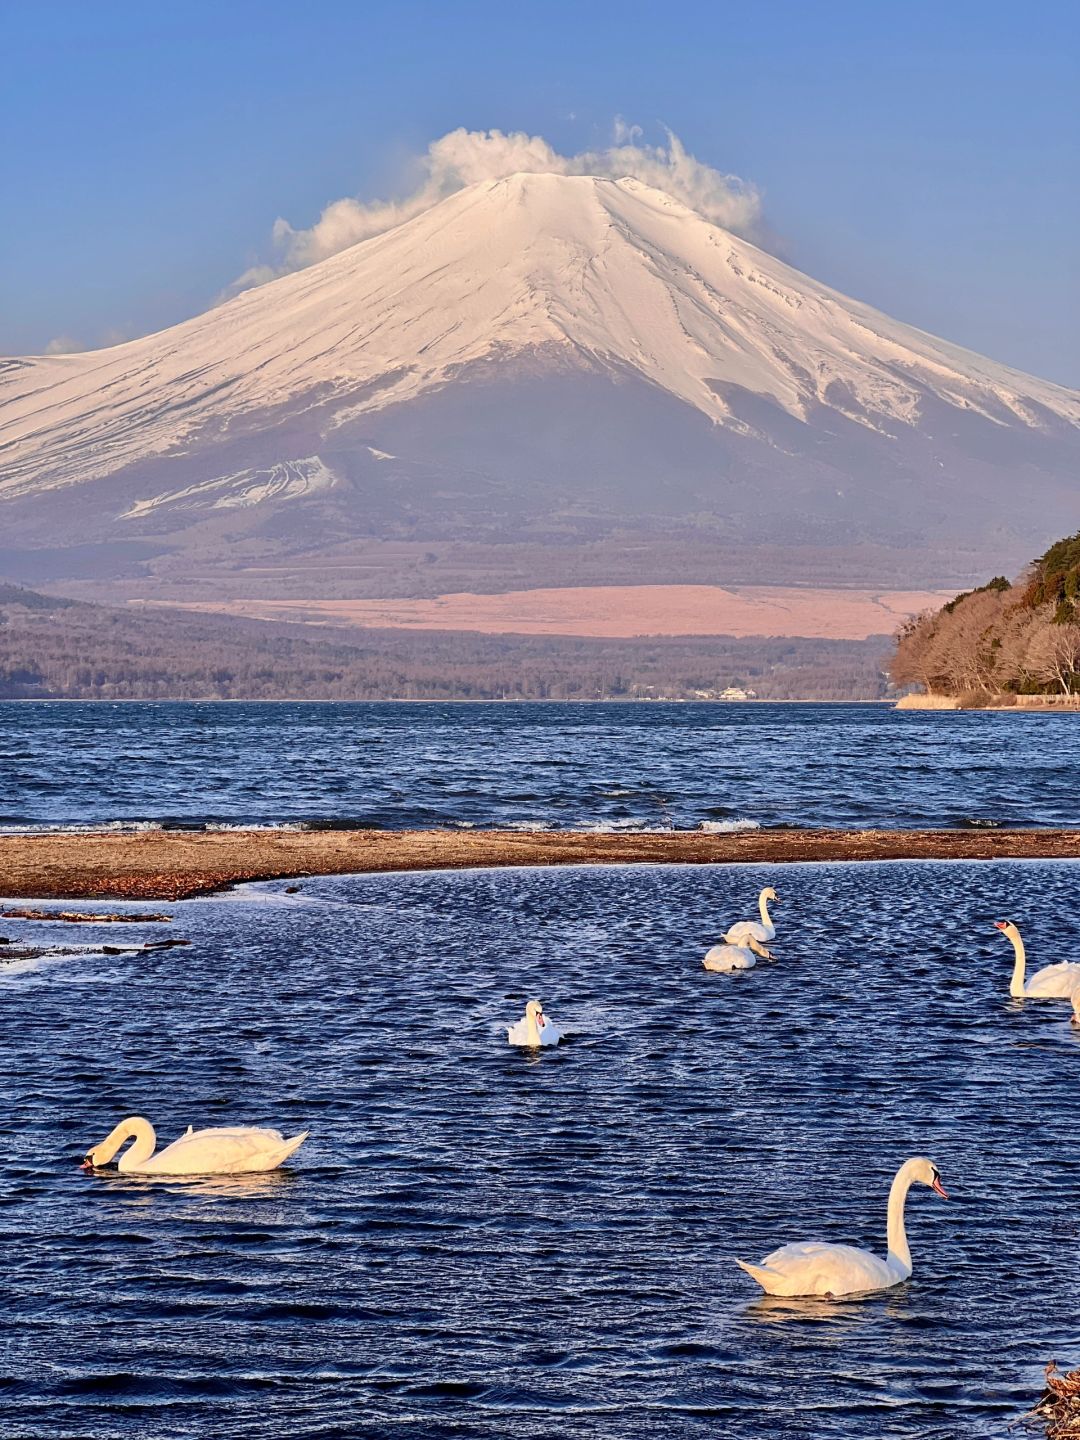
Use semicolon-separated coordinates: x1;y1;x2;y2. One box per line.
2;171;1078;602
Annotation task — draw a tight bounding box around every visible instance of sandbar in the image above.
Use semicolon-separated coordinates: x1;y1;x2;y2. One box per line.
0;827;1078;901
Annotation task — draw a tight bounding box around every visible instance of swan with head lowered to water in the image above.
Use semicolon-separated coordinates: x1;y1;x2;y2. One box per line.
996;920;1080;999
507;999;564;1047
703;936;773;973
724;887;779;946
735;1155;948;1298
82;1116;309;1175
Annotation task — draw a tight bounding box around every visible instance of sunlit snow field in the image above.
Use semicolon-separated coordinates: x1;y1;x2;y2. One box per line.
4;859;1080;1438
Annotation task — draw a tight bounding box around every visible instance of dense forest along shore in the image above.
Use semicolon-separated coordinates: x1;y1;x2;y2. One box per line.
2;827;1079;900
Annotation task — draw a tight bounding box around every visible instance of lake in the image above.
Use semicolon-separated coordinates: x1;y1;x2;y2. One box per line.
3;857;1079;1437
2;700;1079;832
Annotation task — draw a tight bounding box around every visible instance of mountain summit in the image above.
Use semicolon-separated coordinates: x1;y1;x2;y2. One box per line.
2;172;1078;599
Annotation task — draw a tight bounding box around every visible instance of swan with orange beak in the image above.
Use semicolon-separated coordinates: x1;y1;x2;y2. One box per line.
995;919;1080;999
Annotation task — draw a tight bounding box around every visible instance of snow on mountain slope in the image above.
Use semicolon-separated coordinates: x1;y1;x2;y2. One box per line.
2;171;1078;504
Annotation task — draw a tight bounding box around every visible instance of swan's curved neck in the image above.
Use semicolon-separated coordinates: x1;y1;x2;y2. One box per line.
98;1117;157;1170
525;1013;541;1045
1008;931;1027;997
885;1162;917;1277
759;892;772;926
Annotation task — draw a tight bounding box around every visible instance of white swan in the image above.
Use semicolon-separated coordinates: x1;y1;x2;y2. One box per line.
82;1116;309;1175
507;999;564;1047
703;936;773;973
735;1155;948;1298
996;920;1080;999
724;887;779;946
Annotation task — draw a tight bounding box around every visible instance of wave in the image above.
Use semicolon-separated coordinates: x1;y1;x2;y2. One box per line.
1;814;765;837
0;820;167;835
0;818;377;835
698;819;762;834
575;819;676;833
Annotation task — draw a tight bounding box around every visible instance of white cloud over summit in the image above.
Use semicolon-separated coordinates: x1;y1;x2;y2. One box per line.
231;125;763;291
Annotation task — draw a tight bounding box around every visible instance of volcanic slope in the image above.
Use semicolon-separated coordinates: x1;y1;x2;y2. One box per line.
2;172;1078;598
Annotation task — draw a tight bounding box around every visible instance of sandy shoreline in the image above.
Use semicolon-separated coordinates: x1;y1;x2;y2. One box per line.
1;827;1078;901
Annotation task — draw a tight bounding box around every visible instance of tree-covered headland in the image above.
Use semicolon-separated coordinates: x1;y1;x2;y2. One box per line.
891;531;1080;701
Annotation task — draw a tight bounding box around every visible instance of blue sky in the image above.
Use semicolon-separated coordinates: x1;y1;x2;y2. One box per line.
1;0;1077;383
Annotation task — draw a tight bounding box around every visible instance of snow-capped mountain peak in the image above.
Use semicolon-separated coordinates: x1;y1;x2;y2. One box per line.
3;172;1077;502
1;171;1078;595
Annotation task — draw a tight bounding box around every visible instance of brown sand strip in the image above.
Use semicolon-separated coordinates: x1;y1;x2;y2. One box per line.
0;828;1078;902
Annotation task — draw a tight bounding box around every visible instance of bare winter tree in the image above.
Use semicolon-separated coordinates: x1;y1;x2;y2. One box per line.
1023;611;1080;694
901;587;1009;697
890;611;946;693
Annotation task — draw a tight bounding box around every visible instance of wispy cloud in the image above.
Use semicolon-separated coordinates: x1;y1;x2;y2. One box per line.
230;124;763;293
44;334;87;355
40;326;129;357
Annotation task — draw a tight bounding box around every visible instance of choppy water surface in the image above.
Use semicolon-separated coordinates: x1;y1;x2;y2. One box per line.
4;859;1080;1437
2;700;1079;831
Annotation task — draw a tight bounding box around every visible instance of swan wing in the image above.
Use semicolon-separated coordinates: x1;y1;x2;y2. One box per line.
1025;962;1080;998
723;921;767;945
739;1242;896;1297
507;1019;530;1046
147;1126;307;1174
735;1258;787;1293
704;944;755;972
539;1020;565;1045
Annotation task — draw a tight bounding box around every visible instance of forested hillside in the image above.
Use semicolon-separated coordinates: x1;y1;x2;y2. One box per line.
891;531;1080;699
0;585;889;701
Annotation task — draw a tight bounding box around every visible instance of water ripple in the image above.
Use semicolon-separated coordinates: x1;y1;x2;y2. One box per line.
2;700;1079;831
2;860;1079;1434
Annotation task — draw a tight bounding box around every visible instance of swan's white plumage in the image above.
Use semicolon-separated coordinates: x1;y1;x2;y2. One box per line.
724;887;778;946
1024;963;1080;998
735;1156;947;1298
507;998;564;1047
703;936;772;973
997;920;1080;999
736;1242;897;1298
84;1116;309;1175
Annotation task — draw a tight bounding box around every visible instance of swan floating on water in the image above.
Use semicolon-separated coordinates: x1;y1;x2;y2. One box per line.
724;887;779;946
735;1155;948;1298
996;920;1080;999
703;936;773;973
507;999;564;1047
82;1116;309;1175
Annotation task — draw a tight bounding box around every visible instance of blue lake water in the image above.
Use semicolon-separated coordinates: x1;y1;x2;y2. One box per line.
2;700;1079;831
3;859;1080;1438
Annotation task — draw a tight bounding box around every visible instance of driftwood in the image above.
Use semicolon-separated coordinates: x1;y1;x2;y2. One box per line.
0;908;172;924
1030;1362;1080;1436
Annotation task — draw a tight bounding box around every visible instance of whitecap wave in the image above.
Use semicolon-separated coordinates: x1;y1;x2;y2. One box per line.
0;820;166;835
698;819;762;834
205;821;309;832
575;819;675;833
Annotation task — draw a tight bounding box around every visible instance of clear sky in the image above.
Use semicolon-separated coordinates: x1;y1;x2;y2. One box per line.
1;0;1077;383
